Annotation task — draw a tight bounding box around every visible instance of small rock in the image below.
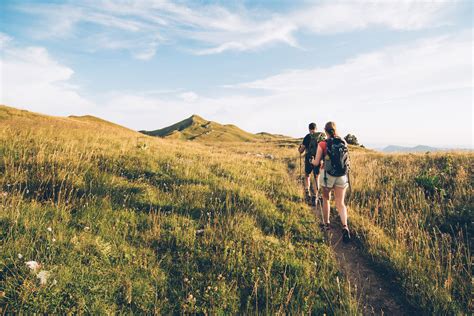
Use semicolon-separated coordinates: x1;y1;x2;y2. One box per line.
37;270;51;285
26;261;41;273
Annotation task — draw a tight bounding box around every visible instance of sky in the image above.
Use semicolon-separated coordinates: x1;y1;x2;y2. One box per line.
0;0;472;148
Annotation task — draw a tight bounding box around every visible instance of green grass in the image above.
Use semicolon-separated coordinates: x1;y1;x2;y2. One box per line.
0;105;356;314
139;113;295;143
348;151;473;314
1;104;471;314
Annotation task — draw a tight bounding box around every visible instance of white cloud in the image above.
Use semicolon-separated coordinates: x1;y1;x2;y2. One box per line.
0;32;12;49
294;1;454;34
0;37;95;115
1;28;471;147
221;30;473;147
16;0;459;57
179;91;199;103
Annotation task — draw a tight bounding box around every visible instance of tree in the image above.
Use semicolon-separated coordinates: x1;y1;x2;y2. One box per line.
344;134;359;146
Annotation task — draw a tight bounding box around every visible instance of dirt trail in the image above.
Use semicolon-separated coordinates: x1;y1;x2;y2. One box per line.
311;205;416;315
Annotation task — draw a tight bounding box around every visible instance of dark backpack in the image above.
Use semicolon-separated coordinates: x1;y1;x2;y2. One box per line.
307;132;326;158
324;137;350;177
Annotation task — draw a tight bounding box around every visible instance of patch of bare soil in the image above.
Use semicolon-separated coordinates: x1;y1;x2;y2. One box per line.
312;205;417;315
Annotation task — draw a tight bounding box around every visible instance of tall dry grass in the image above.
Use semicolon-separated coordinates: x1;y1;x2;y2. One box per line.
0;121;356;314
348;151;472;314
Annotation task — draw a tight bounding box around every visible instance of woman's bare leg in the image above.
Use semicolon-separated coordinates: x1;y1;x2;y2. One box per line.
322;187;331;224
334;186;348;227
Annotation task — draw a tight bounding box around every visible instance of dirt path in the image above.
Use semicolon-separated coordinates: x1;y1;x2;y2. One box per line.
311;205;416;315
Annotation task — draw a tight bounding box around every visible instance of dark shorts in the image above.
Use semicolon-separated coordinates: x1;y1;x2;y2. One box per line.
304;157;320;176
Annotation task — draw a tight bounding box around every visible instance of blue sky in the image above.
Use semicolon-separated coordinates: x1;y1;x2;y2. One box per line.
0;0;472;148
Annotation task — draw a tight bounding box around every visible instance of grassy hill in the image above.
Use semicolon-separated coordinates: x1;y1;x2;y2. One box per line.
0;105;136;136
140;114;295;143
1;104;471;314
0;105;355;314
347;150;472;314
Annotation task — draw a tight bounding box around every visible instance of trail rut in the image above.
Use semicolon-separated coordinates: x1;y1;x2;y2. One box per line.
311;205;417;315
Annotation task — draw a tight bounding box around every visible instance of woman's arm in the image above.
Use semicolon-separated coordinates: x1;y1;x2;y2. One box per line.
311;144;323;166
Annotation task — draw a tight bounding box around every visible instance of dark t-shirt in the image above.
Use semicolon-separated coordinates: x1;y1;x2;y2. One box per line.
302;134;311;157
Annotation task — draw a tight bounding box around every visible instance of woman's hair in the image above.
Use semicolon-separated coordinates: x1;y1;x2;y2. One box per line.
324;121;337;137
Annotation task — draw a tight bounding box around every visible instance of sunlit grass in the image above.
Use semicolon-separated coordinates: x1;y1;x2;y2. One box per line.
0;105;471;314
348;151;472;314
0;107;355;314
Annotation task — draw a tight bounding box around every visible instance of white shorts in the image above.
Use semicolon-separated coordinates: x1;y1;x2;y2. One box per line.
319;171;348;189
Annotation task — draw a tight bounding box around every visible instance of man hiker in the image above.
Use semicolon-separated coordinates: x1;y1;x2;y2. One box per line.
298;122;326;205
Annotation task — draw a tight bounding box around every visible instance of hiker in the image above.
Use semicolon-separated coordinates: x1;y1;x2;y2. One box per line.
311;121;351;242
298;122;326;205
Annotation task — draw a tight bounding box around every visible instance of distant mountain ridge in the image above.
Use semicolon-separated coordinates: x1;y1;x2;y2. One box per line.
380;145;472;153
140;114;294;142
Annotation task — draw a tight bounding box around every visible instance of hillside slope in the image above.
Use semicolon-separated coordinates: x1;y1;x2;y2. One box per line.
140;114;293;142
0;105;354;314
0;105;137;136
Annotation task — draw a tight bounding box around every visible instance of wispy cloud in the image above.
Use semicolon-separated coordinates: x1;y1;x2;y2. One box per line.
103;30;472;147
0;36;95;115
0;32;12;48
219;29;473;146
293;1;455;33
2;28;471;147
16;0;458;58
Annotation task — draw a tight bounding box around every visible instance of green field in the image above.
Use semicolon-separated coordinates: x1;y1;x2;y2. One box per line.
0;105;472;314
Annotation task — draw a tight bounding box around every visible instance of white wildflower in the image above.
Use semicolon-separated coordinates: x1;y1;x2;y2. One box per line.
18;253;23;259
47;227;52;232
37;270;51;285
25;261;41;272
84;226;90;231
52;238;56;242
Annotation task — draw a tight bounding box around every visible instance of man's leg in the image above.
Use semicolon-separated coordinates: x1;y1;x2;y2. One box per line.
311;171;319;205
305;176;312;202
305;175;311;192
303;159;313;203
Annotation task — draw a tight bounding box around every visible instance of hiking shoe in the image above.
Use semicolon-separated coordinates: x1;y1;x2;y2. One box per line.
342;227;351;243
319;223;331;232
305;192;311;205
311;195;317;206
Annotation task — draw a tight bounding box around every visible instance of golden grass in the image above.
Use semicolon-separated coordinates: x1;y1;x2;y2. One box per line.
0;106;355;314
0;104;471;313
348;151;472;314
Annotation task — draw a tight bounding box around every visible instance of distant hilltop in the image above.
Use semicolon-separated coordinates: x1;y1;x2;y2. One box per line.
140;114;294;142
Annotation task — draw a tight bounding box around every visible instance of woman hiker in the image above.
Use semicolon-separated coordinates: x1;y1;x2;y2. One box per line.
311;121;351;242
